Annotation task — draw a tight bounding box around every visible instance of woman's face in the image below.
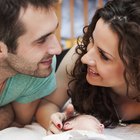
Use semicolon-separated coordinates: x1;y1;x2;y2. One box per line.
81;18;125;90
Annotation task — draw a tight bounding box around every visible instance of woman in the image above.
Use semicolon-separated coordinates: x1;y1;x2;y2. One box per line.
47;0;140;134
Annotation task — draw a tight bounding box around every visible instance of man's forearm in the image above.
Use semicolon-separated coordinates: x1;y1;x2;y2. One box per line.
0;104;14;130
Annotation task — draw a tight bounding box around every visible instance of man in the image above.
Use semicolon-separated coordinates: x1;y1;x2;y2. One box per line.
0;0;62;130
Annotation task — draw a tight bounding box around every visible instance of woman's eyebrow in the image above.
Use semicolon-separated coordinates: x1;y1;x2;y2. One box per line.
97;47;115;59
92;33;115;59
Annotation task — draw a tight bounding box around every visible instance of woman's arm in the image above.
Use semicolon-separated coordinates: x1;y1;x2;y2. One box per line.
12;99;40;126
35;46;78;131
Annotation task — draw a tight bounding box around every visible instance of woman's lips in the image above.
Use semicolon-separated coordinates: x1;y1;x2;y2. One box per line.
87;67;99;76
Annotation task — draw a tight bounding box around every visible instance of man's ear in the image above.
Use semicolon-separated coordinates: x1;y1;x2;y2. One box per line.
0;41;8;58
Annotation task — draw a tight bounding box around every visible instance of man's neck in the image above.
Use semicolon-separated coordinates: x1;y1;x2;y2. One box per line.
0;68;16;84
0;55;17;85
0;76;8;94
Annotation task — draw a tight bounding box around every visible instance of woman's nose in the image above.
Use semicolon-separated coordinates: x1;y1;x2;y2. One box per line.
81;50;96;66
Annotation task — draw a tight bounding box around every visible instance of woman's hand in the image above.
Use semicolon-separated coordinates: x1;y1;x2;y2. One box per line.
47;104;74;134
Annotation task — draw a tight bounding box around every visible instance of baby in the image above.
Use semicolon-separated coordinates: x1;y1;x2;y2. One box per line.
62;114;104;134
44;116;120;140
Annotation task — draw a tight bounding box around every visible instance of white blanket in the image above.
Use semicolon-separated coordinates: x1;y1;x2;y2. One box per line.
0;123;46;140
43;130;122;140
0;123;140;140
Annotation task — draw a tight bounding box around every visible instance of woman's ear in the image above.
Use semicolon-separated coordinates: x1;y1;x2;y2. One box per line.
63;121;73;131
0;41;8;58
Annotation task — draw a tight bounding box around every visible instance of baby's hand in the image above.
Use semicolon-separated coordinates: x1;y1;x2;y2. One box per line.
47;104;74;134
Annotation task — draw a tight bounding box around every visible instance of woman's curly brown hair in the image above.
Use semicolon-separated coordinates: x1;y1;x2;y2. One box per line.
67;0;140;128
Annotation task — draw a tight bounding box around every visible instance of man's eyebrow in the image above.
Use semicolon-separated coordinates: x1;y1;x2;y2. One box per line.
33;22;59;43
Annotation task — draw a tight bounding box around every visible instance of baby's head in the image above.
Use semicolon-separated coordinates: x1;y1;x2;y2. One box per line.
63;114;104;133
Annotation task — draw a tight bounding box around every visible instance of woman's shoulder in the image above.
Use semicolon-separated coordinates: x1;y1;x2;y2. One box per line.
56;45;79;74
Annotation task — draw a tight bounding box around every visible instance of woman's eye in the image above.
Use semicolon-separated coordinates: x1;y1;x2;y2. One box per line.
98;49;109;61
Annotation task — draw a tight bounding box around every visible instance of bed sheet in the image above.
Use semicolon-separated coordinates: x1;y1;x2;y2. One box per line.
0;123;140;140
43;130;122;140
104;124;140;140
0;123;46;140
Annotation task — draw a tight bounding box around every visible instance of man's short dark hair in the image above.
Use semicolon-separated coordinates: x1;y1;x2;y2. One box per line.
0;0;58;53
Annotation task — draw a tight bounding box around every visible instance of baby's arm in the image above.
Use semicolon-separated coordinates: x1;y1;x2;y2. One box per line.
0;104;14;130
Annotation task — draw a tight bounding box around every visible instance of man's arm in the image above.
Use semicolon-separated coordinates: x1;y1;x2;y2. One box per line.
0;104;14;130
35;46;78;130
11;99;40;126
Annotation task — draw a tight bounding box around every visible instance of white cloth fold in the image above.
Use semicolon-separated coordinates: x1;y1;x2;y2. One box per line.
43;130;123;140
0;123;140;140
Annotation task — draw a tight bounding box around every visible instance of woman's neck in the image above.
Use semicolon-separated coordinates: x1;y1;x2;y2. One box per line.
112;83;139;98
112;84;127;97
111;85;140;110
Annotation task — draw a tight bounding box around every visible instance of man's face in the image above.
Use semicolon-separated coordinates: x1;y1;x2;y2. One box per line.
5;5;62;77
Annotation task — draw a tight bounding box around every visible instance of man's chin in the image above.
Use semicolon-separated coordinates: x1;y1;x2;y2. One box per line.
33;69;52;78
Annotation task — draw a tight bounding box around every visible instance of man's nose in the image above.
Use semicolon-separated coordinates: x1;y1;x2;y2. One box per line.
47;35;62;55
